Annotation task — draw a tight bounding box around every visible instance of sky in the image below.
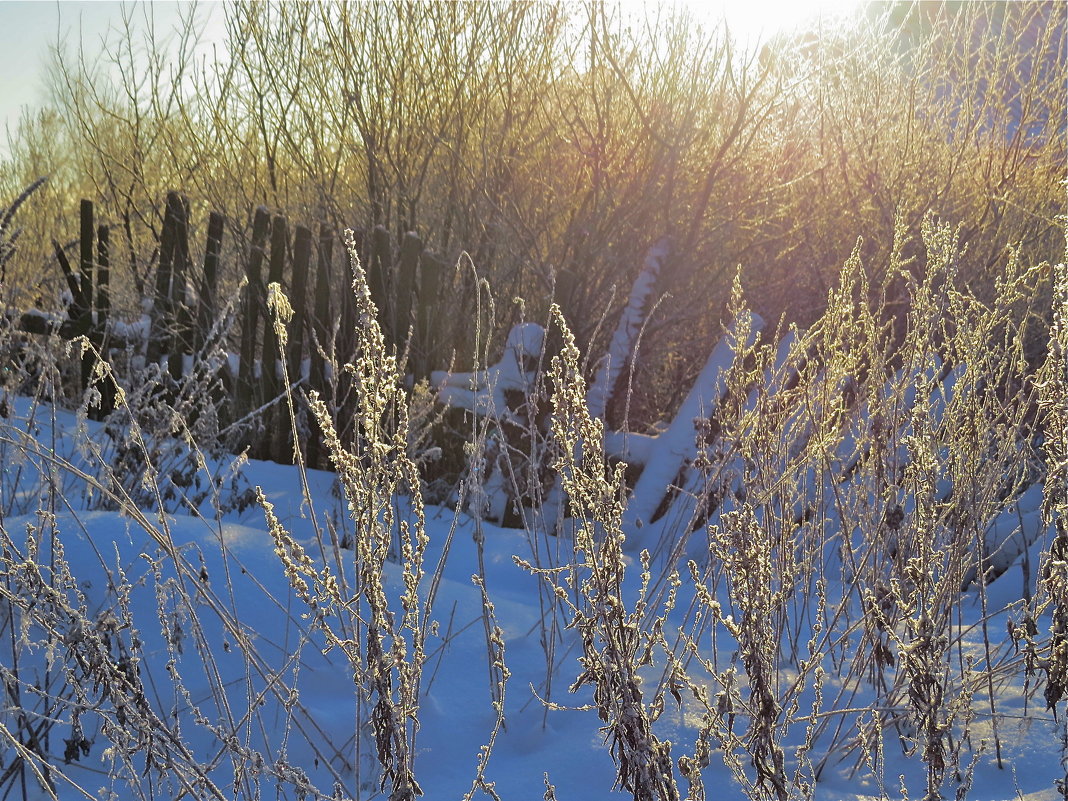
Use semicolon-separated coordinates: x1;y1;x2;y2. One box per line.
0;0;226;161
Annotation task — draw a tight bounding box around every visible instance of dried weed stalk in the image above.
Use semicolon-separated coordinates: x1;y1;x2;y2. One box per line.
262;231;432;800
518;304;679;801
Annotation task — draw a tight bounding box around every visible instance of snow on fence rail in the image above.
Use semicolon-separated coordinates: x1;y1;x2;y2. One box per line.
432;240;1049;593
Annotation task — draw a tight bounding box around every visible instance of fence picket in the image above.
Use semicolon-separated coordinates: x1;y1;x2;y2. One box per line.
307;224;334;469
395;231;421;356
237;207;271;419
94;224;115;418
79;200;94;312
76;200;97;412
196;211;224;355
415;250;446;380
288;225;312;384
96;225;110;324
273;224;314;465
148;193;178;368
169;195;192;382
263;215;289;461
368;225;393;342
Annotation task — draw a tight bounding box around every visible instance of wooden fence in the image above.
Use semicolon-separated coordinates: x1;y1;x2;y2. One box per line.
9;195;1044;580
15;191;460;466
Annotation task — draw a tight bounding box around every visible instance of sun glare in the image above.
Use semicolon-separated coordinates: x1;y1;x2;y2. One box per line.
683;0;866;46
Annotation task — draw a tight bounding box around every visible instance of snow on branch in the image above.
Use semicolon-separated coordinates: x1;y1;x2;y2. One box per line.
586;238;669;421
622;311;764;549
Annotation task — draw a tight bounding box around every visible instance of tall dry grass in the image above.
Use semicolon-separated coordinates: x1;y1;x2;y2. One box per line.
0;196;1064;801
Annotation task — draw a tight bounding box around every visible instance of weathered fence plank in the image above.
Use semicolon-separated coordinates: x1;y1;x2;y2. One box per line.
169;195;192;382
270;224;313;465
94;223;115;417
415;250;446;380
368;225;393;341
307;224;334;470
79;200;94;305
148;192;179;368
287;225;312;385
309;224;333;400
262;215;287;401
77;200;96;412
395;231;421;354
237;207;271;419
96;225;110;325
262;215;288;461
195;211;224;355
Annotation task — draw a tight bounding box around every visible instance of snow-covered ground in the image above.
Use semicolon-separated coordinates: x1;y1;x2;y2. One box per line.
0;393;1062;801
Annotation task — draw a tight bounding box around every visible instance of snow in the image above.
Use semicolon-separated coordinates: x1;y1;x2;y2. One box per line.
0;392;1063;801
108;314;152;342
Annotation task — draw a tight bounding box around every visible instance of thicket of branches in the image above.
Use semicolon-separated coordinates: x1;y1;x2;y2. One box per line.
0;0;1063;426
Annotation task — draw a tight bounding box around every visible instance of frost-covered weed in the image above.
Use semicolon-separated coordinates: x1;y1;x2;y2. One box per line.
517;305;681;801
263;232;433;800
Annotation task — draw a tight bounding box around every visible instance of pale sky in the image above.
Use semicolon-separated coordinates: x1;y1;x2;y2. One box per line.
0;0;225;161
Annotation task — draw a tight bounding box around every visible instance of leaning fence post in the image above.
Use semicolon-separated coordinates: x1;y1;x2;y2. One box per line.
586;238;669;422
620;313;764;549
